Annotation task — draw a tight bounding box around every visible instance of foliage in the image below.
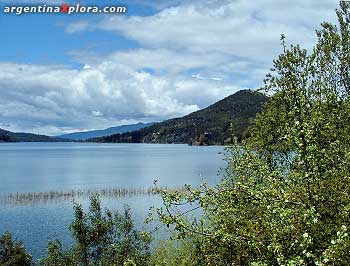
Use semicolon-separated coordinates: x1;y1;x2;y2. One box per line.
149;239;198;266
0;232;32;266
90;90;268;145
152;2;350;265
39;196;151;266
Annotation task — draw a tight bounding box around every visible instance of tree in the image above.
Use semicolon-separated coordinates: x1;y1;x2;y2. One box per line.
152;2;350;265
40;196;151;266
0;232;32;266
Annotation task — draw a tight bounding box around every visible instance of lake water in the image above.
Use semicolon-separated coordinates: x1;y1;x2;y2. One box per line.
0;143;225;261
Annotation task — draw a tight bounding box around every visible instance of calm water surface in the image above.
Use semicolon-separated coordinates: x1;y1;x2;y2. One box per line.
0;143;225;260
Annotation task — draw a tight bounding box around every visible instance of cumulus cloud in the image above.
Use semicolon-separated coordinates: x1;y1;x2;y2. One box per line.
0;62;206;135
64;0;338;97
89;0;337;62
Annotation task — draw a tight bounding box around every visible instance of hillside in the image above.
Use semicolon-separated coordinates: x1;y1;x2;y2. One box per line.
90;90;269;145
58;122;155;141
0;128;70;142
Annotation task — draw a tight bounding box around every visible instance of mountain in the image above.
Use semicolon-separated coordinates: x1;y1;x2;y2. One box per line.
58;122;155;141
0;128;70;142
90;90;269;145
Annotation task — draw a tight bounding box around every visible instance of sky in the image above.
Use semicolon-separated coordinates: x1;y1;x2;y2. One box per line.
0;0;339;135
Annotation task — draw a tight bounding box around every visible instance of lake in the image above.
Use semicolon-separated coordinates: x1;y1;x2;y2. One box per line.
0;143;225;261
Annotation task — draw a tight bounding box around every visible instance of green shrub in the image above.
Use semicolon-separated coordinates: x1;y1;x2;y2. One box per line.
40;195;151;266
0;232;32;266
150;239;197;266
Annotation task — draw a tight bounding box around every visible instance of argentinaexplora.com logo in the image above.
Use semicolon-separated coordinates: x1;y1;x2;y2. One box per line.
3;4;127;15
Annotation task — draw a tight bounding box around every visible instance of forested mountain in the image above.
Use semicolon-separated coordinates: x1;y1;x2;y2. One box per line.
58;122;155;140
90;90;269;145
0;128;70;142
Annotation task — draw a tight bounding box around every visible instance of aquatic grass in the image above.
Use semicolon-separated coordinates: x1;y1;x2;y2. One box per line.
0;187;185;205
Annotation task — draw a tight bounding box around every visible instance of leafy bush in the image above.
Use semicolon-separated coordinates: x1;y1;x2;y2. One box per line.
0;232;32;266
150;239;197;266
40;196;151;266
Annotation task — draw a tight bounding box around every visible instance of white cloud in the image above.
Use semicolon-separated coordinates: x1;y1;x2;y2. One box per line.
192;74;222;81
65;21;90;34
82;64;92;70
91;110;103;117
0;62;208;135
90;0;337;63
63;0;339;101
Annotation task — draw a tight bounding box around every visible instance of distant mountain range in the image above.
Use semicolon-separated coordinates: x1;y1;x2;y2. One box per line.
58;122;155;141
89;90;269;145
0;128;69;142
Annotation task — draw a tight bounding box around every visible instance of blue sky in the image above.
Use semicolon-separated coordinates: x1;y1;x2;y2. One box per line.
0;1;153;65
0;0;339;135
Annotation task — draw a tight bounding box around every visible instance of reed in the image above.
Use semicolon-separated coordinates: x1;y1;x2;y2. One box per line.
0;187;185;205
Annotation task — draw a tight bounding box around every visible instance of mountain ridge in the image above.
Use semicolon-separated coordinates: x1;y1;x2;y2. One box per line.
58;122;155;140
89;90;269;145
0;128;70;142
